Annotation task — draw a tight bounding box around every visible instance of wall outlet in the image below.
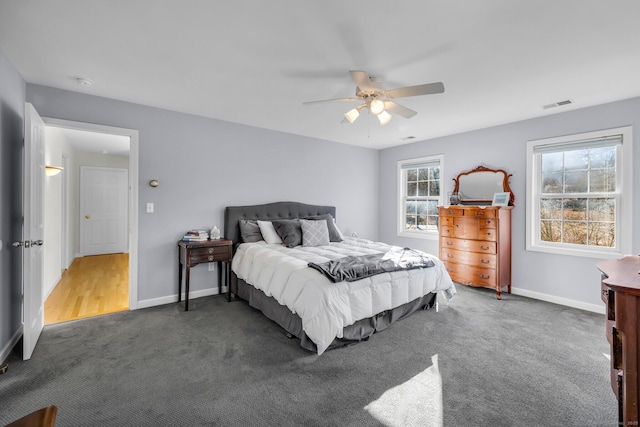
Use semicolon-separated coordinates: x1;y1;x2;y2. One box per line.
208;263;215;271
146;202;154;213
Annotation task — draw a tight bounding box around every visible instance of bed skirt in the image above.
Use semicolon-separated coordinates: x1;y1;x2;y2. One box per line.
230;271;437;353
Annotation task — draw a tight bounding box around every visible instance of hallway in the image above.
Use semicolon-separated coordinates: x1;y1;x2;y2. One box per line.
44;253;129;325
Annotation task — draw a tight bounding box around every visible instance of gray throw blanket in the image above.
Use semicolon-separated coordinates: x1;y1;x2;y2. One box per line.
308;247;435;283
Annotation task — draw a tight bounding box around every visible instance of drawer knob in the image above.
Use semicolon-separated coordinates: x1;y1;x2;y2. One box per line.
446;241;453;246
481;259;490;264
480;274;491;279
208;256;214;261
481;245;490;250
208;248;214;253
447;254;453;258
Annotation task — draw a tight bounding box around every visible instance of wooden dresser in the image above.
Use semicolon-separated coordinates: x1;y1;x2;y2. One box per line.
598;255;640;425
438;205;512;299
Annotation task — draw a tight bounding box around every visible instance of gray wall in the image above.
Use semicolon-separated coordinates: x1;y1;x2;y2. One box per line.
0;50;25;360
26;84;379;304
379;97;640;310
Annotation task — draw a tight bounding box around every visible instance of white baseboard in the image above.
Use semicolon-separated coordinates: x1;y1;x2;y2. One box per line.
511;287;604;314
1;326;23;364
137;286;228;310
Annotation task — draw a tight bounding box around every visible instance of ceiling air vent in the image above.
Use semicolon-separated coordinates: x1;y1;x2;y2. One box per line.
401;136;416;141
543;99;573;110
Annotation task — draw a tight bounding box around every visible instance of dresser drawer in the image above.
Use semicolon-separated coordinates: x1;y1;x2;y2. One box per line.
464;208;497;218
440;226;454;237
453;217;479;239
441;238;496;254
479;218;497;228
479;227;497;241
444;263;497;287
439;206;464;217
441;248;496;269
189;246;230;263
440;216;455;226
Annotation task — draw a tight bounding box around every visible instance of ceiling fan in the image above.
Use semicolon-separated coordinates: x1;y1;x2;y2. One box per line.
303;70;444;125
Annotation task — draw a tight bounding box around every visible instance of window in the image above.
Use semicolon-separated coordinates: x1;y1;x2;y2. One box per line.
397;155;443;239
526;127;632;258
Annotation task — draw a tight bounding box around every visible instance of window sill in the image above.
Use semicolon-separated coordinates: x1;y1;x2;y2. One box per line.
397;230;439;240
526;243;626;260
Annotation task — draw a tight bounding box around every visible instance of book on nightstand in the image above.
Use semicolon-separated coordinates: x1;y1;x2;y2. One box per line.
182;229;209;241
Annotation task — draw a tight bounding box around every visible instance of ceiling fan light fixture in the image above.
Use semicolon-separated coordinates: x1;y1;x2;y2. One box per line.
377;110;392;125
344;108;360;124
369;99;385;116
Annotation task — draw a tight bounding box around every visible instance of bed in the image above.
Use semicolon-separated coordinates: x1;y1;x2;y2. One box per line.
224;201;456;355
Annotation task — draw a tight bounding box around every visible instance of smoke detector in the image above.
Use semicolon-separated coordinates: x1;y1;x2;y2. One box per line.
76;77;94;87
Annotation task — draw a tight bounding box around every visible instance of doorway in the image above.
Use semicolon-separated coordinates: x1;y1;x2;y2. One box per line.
42;118;139;324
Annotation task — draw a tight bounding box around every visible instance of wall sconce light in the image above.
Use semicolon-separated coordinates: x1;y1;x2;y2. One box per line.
45;165;64;176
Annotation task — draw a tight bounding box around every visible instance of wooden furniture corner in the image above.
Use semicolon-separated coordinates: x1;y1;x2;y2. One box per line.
598;255;640;425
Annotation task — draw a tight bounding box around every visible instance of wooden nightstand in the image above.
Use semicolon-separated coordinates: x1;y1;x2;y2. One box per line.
178;238;232;311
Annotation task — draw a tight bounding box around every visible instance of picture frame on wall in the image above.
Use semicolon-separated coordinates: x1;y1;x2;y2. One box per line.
492;192;510;206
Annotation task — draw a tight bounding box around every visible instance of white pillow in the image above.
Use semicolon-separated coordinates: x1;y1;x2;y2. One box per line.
257;220;282;244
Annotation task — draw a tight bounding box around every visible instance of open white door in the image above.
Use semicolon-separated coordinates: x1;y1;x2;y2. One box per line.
22;103;46;360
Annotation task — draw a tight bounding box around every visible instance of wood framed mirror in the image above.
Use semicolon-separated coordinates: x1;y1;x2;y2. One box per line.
452;165;514;206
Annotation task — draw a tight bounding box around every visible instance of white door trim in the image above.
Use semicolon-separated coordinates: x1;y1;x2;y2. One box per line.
42;117;139;310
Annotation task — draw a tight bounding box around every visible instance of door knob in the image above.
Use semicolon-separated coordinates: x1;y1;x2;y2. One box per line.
12;240;42;248
85;215;90;219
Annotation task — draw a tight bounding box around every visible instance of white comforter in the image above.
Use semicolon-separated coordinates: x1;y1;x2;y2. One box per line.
232;237;456;354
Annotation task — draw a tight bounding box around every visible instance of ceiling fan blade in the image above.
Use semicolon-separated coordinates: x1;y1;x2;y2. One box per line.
303;97;359;105
349;70;375;92
385;82;445;99
384;101;417;118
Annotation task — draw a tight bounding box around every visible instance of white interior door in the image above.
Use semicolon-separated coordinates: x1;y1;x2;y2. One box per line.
80;166;128;256
23;102;45;361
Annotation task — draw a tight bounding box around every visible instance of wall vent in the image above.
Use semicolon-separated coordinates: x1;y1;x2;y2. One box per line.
401;136;416;141
543;99;573;110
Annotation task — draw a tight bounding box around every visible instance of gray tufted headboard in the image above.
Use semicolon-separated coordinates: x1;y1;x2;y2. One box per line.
224;201;336;251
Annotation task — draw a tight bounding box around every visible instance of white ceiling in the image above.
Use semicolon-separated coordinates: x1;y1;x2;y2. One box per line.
2;1;640;150
49;127;131;156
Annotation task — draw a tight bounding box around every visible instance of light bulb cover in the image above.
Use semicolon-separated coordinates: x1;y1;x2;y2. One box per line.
344;108;360;124
45;165;64;176
377;110;392;125
369;99;385;115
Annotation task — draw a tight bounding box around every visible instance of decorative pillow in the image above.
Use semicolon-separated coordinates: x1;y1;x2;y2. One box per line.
257;220;282;244
238;220;263;243
300;219;330;247
271;219;302;248
333;220;345;241
304;214;343;242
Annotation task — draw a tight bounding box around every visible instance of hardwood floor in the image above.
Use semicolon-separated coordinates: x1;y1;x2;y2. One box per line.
45;253;129;325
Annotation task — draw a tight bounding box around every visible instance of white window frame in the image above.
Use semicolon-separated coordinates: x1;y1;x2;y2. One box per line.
397;154;444;240
526;126;632;259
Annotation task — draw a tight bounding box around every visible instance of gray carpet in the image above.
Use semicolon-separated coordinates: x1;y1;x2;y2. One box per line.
0;284;617;426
